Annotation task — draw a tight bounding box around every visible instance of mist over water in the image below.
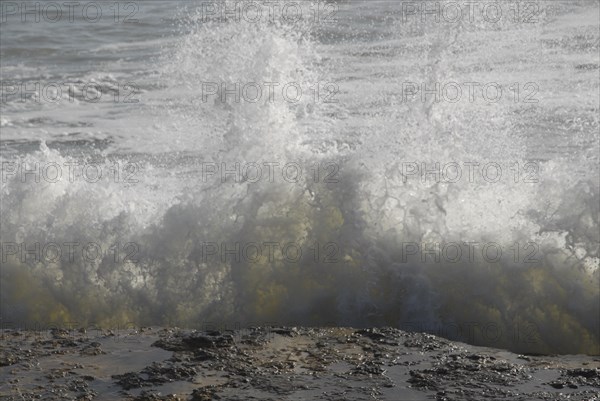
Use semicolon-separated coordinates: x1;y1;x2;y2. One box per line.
1;1;598;355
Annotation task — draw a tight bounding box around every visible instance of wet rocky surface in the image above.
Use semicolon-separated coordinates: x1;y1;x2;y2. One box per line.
1;327;598;400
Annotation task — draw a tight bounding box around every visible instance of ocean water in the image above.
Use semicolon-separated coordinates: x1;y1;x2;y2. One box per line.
0;0;598;355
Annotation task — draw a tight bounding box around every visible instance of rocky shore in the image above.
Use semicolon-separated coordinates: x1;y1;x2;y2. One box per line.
1;327;599;400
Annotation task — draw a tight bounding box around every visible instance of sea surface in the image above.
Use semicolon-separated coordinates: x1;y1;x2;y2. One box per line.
0;0;598;355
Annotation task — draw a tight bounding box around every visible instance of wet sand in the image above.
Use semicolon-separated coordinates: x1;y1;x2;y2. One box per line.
1;327;599;400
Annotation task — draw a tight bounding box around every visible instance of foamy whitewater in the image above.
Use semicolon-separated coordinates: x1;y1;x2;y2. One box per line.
0;1;598;355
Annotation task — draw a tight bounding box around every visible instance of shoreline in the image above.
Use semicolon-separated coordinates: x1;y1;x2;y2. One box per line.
1;326;599;400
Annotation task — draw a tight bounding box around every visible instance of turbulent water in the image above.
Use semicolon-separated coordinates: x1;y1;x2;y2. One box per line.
1;1;598;355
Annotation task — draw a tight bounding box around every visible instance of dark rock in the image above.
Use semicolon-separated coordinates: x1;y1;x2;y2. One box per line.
133;391;185;401
403;333;448;351
353;361;385;375
190;387;221;401
357;328;387;341
184;333;234;349
50;328;70;339
153;331;234;352
112;372;149;390
81;342;105;356
0;352;18;366
566;368;599;379
270;327;298;337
